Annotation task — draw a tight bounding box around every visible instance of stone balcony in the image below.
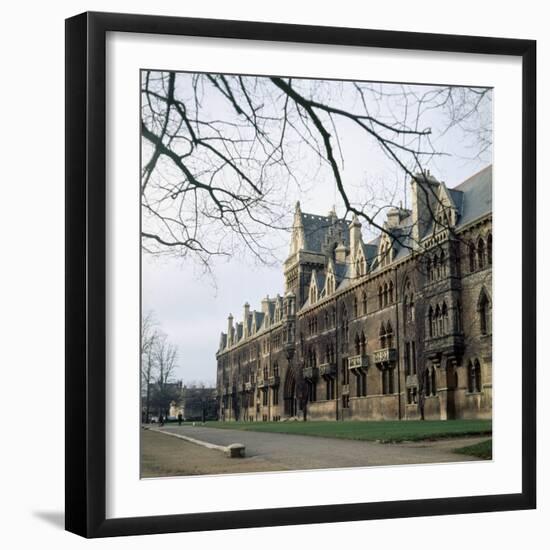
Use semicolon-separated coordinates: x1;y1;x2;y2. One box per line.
244;381;254;392
268;375;280;387
319;363;337;378
373;347;397;364
424;332;465;360
303;366;318;380
348;354;369;370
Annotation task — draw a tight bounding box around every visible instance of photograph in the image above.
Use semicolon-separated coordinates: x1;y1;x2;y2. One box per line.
140;70;493;478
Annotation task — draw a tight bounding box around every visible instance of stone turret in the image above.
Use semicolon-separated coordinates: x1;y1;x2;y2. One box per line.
349;214;362;254
243;303;250;337
227;314;234;346
334;241;348;263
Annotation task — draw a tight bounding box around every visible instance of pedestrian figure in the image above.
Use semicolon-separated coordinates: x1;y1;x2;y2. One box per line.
159;414;164;427
177;412;183;426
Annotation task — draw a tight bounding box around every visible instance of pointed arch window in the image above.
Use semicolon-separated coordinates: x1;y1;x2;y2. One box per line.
386;322;394;348
487;233;493;265
469;242;476;272
360;331;367;355
379;323;386;349
442;302;449;334
341;307;349;345
468;359;482;393
362;291;368;315
455;300;462;332
435;304;442;336
477;237;486;269
478;289;492;335
434;254;440;280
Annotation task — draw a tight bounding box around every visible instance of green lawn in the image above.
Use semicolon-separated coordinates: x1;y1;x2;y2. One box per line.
203;419;492;443
454;439;492;459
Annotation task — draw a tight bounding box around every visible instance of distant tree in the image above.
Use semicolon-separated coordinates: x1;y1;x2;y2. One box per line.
140;313;181;422
149;333;180;418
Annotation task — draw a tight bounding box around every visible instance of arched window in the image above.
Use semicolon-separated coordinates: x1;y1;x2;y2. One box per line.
468;360;482;393
440;250;446;278
409;295;415;322
478;289;491;335
469;242;476;272
455;300;462;332
426;257;432;281
474;359;482;393
378;286;383;309
309;284;317;304
435;304;442;336
354;333;361;355
341;307;349;345
487;233;493;265
442;302;449;334
477;237;485;269
434;254;440;280
360;331;366;355
383;283;388;307
386;322;393;348
428;306;434;337
353;296;358;318
388;281;394;303
362;291;368;315
431;367;437;396
379;323;386;349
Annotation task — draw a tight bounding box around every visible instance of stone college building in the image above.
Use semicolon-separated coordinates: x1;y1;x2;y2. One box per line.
216;166;492;422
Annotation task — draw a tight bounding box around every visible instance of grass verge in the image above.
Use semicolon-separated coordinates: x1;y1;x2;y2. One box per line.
454;438;492;460
202;419;492;443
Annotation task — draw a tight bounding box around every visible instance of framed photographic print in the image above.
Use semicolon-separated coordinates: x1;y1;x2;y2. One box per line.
65;11;536;538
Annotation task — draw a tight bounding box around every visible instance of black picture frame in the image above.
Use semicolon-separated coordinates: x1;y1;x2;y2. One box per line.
65;11;536;538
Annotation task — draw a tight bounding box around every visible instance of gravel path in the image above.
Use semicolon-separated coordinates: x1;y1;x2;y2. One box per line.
157;424;483;470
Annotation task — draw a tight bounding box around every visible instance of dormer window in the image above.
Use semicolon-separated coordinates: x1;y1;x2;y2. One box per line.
309;285;317;304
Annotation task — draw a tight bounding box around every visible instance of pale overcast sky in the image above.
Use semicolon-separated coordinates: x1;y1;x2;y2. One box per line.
142;75;492;385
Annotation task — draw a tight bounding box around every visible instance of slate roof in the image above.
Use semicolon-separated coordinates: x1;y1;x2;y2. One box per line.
422;164;492;237
453;165;492;228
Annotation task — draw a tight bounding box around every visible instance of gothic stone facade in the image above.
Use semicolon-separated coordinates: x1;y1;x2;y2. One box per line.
216;166;492;422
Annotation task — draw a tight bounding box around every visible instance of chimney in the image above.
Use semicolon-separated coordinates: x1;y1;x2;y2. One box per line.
349;214;362;254
227;314;234;346
334;241;348;263
242;303;250;337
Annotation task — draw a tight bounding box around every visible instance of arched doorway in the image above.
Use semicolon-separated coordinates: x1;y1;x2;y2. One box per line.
284;368;297;418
